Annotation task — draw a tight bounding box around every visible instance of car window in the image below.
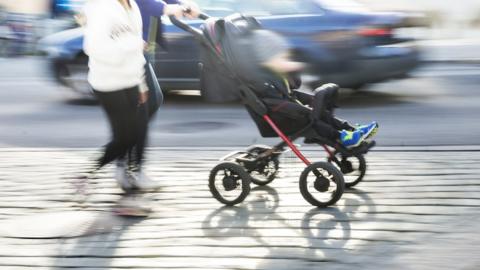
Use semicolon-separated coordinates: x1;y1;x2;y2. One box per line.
316;0;368;12
194;0;236;17
196;0;320;17
54;0;86;13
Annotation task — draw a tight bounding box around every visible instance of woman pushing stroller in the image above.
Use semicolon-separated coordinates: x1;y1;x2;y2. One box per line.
78;0;201;192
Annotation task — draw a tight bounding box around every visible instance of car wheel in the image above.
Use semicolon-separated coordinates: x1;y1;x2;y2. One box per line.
350;83;368;91
55;61;94;98
52;61;71;87
64;65;93;97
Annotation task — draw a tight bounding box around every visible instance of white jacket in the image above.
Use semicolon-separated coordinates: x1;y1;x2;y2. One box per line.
83;0;147;92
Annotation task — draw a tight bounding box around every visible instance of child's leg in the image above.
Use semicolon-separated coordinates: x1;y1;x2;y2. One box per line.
312;120;341;141
324;114;355;131
310;84;357;132
311;86;334;122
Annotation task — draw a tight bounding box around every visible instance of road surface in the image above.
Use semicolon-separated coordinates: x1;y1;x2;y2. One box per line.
0;147;479;269
0;57;479;147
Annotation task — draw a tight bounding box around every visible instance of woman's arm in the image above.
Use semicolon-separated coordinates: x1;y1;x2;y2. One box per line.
147;0;200;18
140;0;182;17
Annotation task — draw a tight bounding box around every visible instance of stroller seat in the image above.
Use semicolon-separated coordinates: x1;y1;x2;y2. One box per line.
239;83;314;139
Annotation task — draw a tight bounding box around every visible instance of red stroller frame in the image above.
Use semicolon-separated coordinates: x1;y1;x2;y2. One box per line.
263;115;312;165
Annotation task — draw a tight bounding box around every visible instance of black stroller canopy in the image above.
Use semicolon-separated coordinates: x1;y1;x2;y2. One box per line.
200;14;266;86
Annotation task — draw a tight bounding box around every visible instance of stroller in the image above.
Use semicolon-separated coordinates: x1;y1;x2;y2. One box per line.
170;13;376;207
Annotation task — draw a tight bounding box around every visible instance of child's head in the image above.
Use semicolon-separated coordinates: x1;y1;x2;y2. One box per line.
251;30;304;74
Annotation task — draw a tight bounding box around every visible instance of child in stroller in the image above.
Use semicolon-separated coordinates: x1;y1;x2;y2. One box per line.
248;29;378;149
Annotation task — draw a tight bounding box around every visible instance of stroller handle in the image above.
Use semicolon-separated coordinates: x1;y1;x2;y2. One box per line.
168;7;210;39
169;12;210;41
179;1;210;20
198;13;210;20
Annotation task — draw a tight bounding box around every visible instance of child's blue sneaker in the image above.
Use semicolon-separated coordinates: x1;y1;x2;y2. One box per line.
356;122;378;140
340;130;365;149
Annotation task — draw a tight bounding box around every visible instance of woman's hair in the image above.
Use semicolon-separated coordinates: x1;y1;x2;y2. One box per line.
118;0;132;8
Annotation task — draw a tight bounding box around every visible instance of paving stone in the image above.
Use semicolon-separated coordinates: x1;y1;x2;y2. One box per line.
0;147;479;269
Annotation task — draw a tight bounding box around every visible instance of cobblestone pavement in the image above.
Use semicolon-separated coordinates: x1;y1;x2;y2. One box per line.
0;147;479;270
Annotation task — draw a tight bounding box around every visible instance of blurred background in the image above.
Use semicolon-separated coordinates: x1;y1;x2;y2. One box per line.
1;2;479;268
1;0;480;56
0;0;479;147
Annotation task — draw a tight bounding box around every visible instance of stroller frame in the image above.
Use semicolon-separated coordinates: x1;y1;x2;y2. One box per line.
170;13;375;207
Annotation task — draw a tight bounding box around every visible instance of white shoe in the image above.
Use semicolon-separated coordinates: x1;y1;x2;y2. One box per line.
131;171;161;190
115;160;133;191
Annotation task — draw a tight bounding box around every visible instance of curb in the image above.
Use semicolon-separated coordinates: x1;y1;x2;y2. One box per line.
1;146;480;152
421;59;480;65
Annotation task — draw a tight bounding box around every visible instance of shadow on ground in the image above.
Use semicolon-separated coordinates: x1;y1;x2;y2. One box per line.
202;186;376;268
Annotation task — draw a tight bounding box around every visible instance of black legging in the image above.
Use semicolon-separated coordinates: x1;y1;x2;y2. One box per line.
93;86;149;171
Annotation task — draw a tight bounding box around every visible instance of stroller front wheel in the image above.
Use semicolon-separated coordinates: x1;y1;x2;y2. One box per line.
299;162;345;207
209;162;251;206
328;152;366;188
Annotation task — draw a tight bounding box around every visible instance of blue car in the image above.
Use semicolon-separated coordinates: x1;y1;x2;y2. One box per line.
52;0;85;16
39;0;421;101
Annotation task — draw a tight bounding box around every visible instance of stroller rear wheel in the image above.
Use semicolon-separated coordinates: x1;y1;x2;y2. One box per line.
328;152;366;188
209;162;251;206
299;162;345;207
249;157;279;186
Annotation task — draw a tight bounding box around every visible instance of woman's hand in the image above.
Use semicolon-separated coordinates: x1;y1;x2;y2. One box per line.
139;91;149;105
74;13;86;26
164;4;184;18
181;0;201;19
165;1;202;19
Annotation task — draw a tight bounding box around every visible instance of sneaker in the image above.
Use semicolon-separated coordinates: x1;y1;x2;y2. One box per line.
115;160;133;191
131;170;161;190
71;173;90;202
356;121;378;140
339;130;365;149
